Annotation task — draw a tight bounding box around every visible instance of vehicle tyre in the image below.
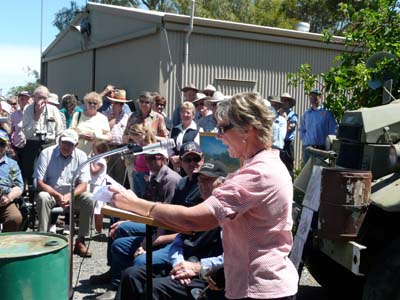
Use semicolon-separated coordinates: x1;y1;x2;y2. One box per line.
363;237;400;300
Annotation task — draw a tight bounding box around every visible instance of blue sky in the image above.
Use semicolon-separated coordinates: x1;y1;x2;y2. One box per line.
0;0;87;96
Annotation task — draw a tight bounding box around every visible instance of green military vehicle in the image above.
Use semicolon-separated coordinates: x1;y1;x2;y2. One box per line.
295;99;400;299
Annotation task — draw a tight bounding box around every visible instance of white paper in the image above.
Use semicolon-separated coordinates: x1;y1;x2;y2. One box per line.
93;185;114;203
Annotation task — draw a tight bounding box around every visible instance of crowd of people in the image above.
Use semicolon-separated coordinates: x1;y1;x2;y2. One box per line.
0;83;338;300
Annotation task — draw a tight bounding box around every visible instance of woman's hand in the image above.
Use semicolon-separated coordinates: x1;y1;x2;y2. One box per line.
109;186;139;212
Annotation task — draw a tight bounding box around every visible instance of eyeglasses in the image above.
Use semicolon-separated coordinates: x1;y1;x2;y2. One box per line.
88;101;98;106
155;103;165;107
10;103;17;106
144;154;164;161
182;156;202;163
140;100;151;105
217;123;234;135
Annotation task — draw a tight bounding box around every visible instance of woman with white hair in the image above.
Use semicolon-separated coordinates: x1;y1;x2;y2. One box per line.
69;92;111;156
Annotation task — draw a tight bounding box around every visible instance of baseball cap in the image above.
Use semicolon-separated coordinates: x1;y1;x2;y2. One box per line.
60;129;79;145
18;91;31;97
0;130;9;142
199;160;228;178
145;148;168;158
310;88;322;95
179;141;202;158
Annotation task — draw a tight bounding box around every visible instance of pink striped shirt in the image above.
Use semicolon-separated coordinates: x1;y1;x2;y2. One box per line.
204;150;298;299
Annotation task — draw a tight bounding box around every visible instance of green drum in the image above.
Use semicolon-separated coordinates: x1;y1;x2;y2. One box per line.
0;232;69;300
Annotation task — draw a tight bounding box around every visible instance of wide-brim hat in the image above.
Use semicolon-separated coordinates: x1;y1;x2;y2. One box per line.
280;92;296;103
48;93;60;105
205;91;224;103
192;93;207;103
107;89;133;103
181;83;198;92
202;84;216;93
268;95;282;104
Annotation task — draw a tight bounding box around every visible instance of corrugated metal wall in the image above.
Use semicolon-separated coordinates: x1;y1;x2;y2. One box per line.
160;30;342;168
95;34;161;99
46;51;93;99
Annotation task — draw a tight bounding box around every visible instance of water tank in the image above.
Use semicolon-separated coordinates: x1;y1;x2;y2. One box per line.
295;22;310;32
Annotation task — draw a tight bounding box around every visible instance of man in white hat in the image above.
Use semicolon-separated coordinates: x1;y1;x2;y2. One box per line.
280;92;298;179
33;129;95;257
198;91;225;132
202;84;217;97
104;89;132;186
48;93;66;130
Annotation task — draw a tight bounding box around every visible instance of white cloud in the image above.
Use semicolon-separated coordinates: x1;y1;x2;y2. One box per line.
0;44;41;96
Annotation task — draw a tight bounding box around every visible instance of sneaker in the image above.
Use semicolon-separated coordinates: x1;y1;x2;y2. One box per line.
63;224;70;235
49;224;57;233
89;268;112;285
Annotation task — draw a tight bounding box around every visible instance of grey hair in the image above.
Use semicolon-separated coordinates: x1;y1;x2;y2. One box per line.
139;92;155;103
215;92;275;147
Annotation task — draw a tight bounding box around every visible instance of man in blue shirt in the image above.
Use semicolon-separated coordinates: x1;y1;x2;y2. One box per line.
299;89;337;166
281;93;298;180
0;130;24;232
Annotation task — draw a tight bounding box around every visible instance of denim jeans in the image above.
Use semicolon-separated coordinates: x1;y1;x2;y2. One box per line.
133;171;148;198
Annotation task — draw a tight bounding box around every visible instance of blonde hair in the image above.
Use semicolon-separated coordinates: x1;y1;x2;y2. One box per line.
180;101;195;115
215;92;274;147
128;124;156;145
83;92;103;107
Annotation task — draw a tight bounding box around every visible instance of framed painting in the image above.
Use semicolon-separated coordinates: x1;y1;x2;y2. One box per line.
199;132;241;173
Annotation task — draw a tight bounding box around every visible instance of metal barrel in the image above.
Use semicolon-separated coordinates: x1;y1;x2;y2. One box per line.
318;168;372;240
0;232;69;300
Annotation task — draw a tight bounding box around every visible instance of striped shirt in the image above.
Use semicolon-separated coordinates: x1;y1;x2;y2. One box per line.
204;150;298;299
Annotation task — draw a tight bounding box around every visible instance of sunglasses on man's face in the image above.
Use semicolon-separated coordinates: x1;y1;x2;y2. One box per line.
182;156;202;164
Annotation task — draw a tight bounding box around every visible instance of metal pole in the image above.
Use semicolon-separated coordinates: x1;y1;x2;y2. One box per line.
68;145;133;299
184;0;195;86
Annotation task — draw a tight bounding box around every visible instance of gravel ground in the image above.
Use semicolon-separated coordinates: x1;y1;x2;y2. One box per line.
69;218;328;300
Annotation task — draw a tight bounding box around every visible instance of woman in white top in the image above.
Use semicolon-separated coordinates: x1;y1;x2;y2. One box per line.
168;101;199;172
69;92;111;156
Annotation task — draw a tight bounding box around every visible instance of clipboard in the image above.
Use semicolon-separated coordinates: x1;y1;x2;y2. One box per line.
101;204;192;234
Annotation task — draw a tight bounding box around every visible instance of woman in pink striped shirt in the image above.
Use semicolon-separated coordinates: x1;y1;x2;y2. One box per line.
112;92;299;300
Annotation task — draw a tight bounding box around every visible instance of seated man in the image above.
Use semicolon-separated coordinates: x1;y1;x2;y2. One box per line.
91;142;203;300
33;129;94;257
0;130;23;232
117;160;228;300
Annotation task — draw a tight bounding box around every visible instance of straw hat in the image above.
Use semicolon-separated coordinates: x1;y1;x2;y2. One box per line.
107;89;132;103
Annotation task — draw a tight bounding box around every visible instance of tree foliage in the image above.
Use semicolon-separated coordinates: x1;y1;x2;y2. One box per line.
7;67;40;96
288;0;400;120
53;1;83;33
280;0;379;34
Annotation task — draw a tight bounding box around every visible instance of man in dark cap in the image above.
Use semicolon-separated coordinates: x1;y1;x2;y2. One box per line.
172;83;199;126
299;89;337;166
